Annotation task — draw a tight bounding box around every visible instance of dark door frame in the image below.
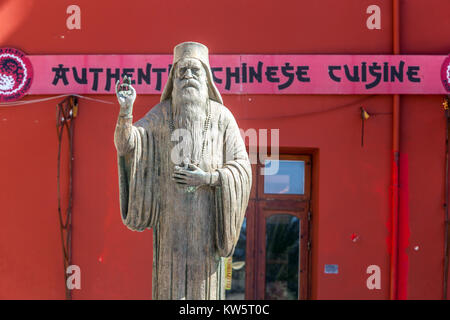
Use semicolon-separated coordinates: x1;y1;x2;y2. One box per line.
243;154;312;300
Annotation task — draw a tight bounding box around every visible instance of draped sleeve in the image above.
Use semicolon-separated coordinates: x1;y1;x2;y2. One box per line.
214;109;252;257
116;114;161;232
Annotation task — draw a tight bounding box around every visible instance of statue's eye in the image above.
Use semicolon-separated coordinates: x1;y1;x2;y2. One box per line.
179;67;187;76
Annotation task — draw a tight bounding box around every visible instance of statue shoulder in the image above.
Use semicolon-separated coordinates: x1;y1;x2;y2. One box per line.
136;100;170;126
210;99;238;127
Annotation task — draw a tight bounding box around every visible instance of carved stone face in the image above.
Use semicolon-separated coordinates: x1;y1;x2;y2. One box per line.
172;58;209;105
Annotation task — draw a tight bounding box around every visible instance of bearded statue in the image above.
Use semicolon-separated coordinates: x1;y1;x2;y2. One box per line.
114;42;251;300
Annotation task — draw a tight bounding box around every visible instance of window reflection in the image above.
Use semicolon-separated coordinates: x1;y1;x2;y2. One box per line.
264;160;305;195
265;214;299;300
225;218;246;300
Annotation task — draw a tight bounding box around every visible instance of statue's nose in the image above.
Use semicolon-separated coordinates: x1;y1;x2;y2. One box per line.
184;68;193;79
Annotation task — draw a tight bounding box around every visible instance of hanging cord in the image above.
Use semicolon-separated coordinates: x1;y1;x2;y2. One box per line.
0;93;113;107
238;95;378;120
56;96;78;300
444;95;449;300
360;107;370;147
359;107;391;148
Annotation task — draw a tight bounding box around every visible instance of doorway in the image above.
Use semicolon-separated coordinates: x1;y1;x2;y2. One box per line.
225;154;312;300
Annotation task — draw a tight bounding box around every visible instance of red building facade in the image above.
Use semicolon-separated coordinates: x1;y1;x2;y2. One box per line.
0;0;449;299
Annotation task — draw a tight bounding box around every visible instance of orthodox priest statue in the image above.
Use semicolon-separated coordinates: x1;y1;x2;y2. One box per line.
114;42;251;300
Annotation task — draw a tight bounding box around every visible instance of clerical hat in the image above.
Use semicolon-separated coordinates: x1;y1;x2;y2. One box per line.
160;42;223;104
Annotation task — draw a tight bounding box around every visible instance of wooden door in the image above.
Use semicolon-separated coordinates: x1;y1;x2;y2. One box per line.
225;155;312;300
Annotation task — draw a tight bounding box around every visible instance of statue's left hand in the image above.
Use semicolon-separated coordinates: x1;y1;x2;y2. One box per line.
172;164;210;186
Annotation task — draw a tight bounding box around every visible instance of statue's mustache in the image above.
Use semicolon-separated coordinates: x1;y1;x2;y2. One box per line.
179;79;200;90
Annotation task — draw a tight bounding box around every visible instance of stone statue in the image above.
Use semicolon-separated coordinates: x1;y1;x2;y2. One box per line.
114;42;251;300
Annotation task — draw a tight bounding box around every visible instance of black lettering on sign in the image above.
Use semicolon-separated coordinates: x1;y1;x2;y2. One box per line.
72;67;87;84
366;63;381;89
152;68;166;91
249;62;263;83
344;65;360;82
296;66;310;82
105;68;120;91
265;66;279;83
241;63;248;83
52;64;70;86
122;68;135;84
211;67;223;84
225;67;240;90
361;62;367;82
279;63;294;90
407;66;420;82
390;61;404;82
138;63;151;85
383;62;389;82
328;65;342;82
89;68;103;91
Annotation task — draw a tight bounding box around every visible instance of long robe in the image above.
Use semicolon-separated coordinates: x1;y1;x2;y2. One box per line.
114;99;251;300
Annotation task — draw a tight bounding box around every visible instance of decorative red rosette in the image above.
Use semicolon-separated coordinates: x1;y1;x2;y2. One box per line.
0;47;34;102
441;55;450;93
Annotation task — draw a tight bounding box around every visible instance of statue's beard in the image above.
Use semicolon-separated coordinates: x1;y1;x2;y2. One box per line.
171;79;209;119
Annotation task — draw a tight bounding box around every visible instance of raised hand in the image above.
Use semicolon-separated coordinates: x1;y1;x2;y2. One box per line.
115;75;136;116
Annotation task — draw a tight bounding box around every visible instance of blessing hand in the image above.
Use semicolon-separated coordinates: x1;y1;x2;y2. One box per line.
172;163;210;186
115;76;136;116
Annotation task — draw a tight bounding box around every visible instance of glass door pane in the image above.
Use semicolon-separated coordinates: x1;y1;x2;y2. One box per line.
265;214;300;300
263;160;305;195
225;218;246;300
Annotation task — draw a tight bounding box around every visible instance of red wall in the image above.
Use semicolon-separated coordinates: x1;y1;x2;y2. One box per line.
0;0;449;299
